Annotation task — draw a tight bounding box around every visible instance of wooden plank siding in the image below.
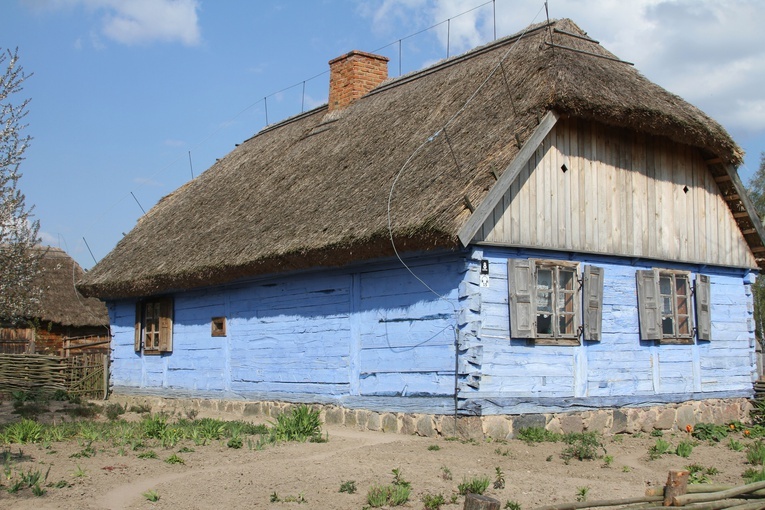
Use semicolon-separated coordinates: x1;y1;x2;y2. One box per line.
465;246;755;411
108;254;463;404
475;119;757;269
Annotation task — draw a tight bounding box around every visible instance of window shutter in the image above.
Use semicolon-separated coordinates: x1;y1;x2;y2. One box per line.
583;265;604;341
134;302;142;352
636;269;662;340
508;259;536;338
158;297;174;353
695;274;712;341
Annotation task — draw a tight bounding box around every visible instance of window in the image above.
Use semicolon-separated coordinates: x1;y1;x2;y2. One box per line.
134;297;173;354
211;316;227;337
508;259;603;345
636;270;711;344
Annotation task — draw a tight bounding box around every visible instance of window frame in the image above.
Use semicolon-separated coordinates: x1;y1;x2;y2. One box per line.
507;259;603;346
134;297;173;355
533;260;581;345
636;269;711;344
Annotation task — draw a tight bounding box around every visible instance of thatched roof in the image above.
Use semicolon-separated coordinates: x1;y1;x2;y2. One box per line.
79;19;746;299
35;247;109;327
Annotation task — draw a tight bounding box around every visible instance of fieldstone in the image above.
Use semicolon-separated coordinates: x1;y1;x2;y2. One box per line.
641;409;658;433
585;411;611;434
483;416;510;440
243;402;262;417
438;415;458;437
382;413;399;433
512;414;547;432
401;414;417;436
560;413;584;434
416;415;436;437
344;409;358;428
676;404;697;429
654;408;676;430
356;410;370;430
457;416;484;440
325;406;345;426
545;416;562;435
367;412;382;431
612;409;629;434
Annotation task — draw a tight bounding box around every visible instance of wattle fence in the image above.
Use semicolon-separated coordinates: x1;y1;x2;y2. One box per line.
0;352;108;399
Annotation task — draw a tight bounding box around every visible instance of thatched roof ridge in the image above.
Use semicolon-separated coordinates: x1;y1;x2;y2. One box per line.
36;247;109;327
78;19;743;299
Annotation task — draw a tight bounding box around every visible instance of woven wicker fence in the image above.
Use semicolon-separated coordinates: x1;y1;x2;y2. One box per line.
0;353;107;399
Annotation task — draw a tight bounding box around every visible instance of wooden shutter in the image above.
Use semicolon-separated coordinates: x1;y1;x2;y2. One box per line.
695;274;712;341
583;265;604;341
508;259;536;338
636;269;662;340
134;302;142;352
158;296;174;353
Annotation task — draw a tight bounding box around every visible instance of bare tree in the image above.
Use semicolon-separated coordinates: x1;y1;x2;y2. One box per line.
0;48;42;324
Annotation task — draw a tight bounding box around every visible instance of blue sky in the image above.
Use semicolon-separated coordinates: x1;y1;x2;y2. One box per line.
2;0;764;270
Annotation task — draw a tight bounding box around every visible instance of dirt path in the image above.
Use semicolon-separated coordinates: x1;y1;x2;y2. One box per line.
0;403;756;509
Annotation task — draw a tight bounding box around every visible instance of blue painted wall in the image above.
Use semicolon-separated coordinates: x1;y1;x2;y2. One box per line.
458;246;756;414
108;247;756;415
109;254;463;411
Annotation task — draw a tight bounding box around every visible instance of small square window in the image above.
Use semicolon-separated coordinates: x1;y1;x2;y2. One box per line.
211;317;227;337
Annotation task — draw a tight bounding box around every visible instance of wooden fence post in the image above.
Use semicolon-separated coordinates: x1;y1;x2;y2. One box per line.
464;493;500;510
102;353;109;400
664;469;690;506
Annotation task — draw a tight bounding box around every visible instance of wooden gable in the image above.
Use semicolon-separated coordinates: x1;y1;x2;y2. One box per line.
467;117;758;269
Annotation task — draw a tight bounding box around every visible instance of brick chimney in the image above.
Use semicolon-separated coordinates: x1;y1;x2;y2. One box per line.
328;50;389;112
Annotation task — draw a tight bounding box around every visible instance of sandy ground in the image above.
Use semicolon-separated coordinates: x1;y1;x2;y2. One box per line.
0;401;757;510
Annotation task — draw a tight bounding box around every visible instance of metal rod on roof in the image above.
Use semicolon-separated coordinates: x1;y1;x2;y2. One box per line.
130;192;146;215
188;150;194;179
398;39;402;76
82;237;97;265
301;81;306;113
447;19;451;58
264;97;269;125
493;0;496;40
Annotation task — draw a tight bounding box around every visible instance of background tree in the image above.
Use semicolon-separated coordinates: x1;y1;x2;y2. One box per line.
748;152;765;349
0;48;42;323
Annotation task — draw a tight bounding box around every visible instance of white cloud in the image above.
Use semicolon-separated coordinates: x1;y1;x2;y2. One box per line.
25;0;202;47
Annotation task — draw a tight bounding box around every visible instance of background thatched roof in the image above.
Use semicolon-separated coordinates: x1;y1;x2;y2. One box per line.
78;19;742;299
36;247;109;327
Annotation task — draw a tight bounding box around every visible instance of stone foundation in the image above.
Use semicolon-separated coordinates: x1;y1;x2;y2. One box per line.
108;394;753;440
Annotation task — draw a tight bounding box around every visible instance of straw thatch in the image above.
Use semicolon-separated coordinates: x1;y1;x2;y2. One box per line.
35;247;109;327
78;19;745;299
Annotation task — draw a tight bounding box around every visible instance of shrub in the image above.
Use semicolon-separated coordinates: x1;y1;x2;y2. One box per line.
747;441;765;466
339;480;356;494
561;432;602;461
269;405;322;442
692;423;728;442
517;426;561;444
366;484;410;507
676;441;694;458
458;475;491;495
423;493;446;509
649;438;671;460
104;403;125;421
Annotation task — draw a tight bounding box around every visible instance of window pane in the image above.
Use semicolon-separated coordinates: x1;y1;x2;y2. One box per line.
559;314;575;335
659;275;672;296
662;296;673;315
677;314;690;335
559;269;575;291
537;314;552;335
676;295;688;316
662;316;674;335
675;276;688;296
537;269;553;313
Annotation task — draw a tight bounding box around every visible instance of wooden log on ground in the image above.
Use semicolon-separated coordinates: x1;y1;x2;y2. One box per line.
464;494;501;510
646;486;734;497
673;481;765;506
628;499;762;510
665;470;691;506
530;495;663;510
